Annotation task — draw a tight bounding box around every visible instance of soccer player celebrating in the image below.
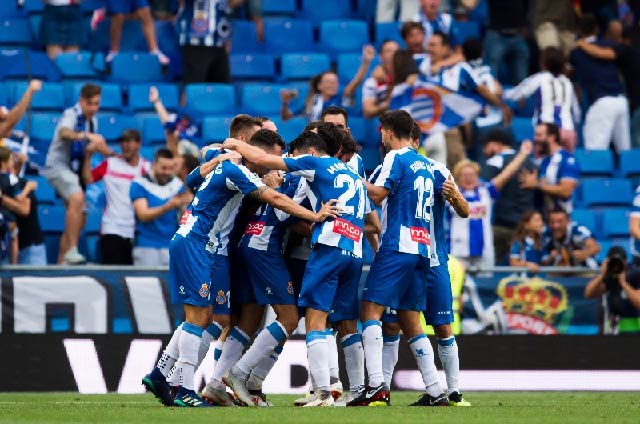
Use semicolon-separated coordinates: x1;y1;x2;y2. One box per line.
142;135;340;408
222;131;369;407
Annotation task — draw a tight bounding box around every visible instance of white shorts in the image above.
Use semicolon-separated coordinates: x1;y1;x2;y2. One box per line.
42;167;83;201
133;247;170;267
583;95;630;151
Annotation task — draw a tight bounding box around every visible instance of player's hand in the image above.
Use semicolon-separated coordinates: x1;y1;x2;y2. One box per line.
149;86;160;104
199;158;218;177
262;170;284;189
279;89;298;103
519;140;533;156
28;79;43;92
442;175;458;201
519;169;538;189
315;199;342;222
362;45;375;63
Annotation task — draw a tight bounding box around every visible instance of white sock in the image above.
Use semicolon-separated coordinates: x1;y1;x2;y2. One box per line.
325;329;340;384
208;326;249;387
247;345;283;391
198;322;222;366
235;321;288;377
382;334;400;388
157;323;182;377
438;336;460;394
172;322;202;391
341;333;364;392
209;339;226;390
409;334;442;397
306;330;330;392
362;320;384;387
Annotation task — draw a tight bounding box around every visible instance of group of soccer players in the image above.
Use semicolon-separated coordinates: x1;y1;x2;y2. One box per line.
141;107;472;408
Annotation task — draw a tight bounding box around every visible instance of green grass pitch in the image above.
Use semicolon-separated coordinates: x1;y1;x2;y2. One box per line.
1;392;638;423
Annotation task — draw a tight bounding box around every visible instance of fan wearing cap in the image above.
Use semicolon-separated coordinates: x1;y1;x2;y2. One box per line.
83;129;151;265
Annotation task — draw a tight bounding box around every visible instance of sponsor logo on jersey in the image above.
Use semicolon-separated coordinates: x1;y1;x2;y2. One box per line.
468;204;487;219
199;283;209;298
245;221;266;235
179;209;192;225
410;226;430;245
215;290;227;305
333;218;362;242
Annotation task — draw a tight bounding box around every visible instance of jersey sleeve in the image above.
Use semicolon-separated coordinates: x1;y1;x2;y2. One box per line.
186;166;205;191
459;64;480;92
362;77;377;101
225;163;266;195
372;151;401;194
485;181;500;200
204;148;221;162
91;160;108;182
58;108;77;131
504;73;541;101
559;154;579;180
510;241;522;258
129;180;146;201
282;155;317;180
574;224;593;242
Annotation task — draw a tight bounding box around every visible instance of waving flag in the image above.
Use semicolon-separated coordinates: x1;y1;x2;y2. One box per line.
390;78;484;135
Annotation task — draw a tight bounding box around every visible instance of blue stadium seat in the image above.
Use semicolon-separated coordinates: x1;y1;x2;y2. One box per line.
84;209;102;234
300;0;352;25
595;240;611;264
348;117;366;144
571;208;598;237
0;1;22;16
140;145;157;162
29;113;60;143
185;83;235;116
231;20;264;53
27;175;57;205
97;114;139;142
320;20;369;56
38;204;66;233
0;18;31;46
23;0;45;14
82;0;106;12
12;82;64;111
264;19;314;54
274;117;307;143
55;51;100;79
580;178;633;207
454;20;481;43
111;52;163;83
281;53;330;80
129;83;179;112
620;149;640;177
240;83;283;116
374;22;404;49
68;82;122;111
230;53;275;80
142;117;166;144
262;0;296;15
359;145;382;173
510;117;534;142
574;149;614;177
336;53;380;84
202;116;234;143
601;209;631;238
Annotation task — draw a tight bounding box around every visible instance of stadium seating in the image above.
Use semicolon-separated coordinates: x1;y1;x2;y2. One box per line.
574;149;614;177
29;112;60;142
142;117;166;145
27;175;57;205
601;209;631;238
0;18;32;46
97;114;139;142
264;19;314;55
38;204;66;264
55;52;101;79
455;20;482;43
348;116;367;144
299;0;352;24
262;0;296;15
129;83;180;112
240;83;283;116
184;83;235;116
320;20;369;57
202;116;234;143
595;240;612;264
620;149;640;177
580;178;633;207
274;117;307;143
67;82;122;111
0;50;62;81
510;117;534;142
281;53;330;80
374;22;405;49
13;82;65;111
230;54;276;81
571;208;598;237
231;20;264;53
110;52;163;84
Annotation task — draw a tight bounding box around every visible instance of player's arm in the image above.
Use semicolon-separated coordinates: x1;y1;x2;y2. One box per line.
363;180;389;205
248;186;341;223
364;209;381;252
222;138;288;171
343;45;375;99
132;197;183;223
442;175;469;218
576;39;616;60
0;80;41;138
0;192;30;217
491;141;532;191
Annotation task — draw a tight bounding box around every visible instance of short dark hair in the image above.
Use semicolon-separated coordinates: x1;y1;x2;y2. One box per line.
229;114;262;138
431;31;450;47
483;128;513;146
304;121;321;132
462;38;483;61
392;49;419;84
250;129;286;150
401;21;424;40
290;131;326;154
578;13;599;37
80;83;101;99
542;122;560;144
119;129;141;143
379;110;414;139
181;153;200;174
154;148;174;162
321;105;348;125
340;131;358;155
315;121;346;157
410;120;421;142
541;47;565;76
0;146;11;164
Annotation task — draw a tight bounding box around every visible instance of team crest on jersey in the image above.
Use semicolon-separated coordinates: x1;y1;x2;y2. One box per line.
265;286;273;295
199;283;209;298
287;281;294;295
179;210;192;225
215;290;227;305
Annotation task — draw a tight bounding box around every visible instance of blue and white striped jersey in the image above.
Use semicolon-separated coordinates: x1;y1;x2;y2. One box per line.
176;0;231;48
238;174;306;253
347;152;366;179
433;61;481;94
425;158;453;267
449;183;498;259
283;155;367;257
632;186;640;258
510;236;549;264
504;71;580;131
373;147;435;258
175;161;264;256
539;149;579;214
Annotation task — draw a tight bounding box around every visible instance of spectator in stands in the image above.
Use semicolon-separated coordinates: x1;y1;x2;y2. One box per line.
510;211;550;274
505;47;581;152
533;0;576;57
43;83;113;265
363;40;399;118
462;38;503;130
280;46;375;122
413;0;464;72
83;129;151;265
377;0;419;23
40;0;84;60
175;0;238;86
449;141;532;269
604;19;624;44
482;0;530;85
482;128;536;265
399;22;431;75
570;14;630;152
574;26;640;148
0;80;42;139
106;0;169;65
631;185;640;268
130;148;189;266
544;208;600;269
519;123;579;217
